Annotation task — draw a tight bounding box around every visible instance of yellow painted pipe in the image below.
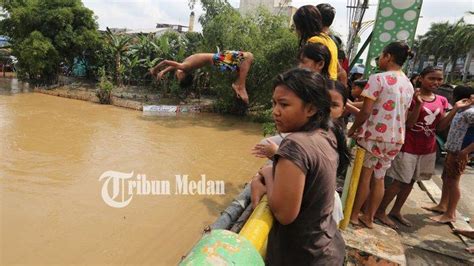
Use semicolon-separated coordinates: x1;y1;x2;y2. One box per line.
339;146;365;230
239;195;273;257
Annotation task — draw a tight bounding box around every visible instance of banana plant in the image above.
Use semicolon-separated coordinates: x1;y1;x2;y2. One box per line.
104;27;132;86
122;55;140;85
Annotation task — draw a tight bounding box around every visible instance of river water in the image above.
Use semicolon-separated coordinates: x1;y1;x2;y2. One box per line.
0;78;265;265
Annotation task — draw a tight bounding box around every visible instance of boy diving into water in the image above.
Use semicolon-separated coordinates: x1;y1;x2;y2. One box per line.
149;50;254;104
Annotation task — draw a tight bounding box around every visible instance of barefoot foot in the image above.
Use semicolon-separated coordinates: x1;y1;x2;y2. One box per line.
452;228;474;238
422;204;446;213
349;218;360;226
429;214;455;224
359;215;374;229
467;246;474;254
232;83;249;104
375;213;398;230
389;213;412;227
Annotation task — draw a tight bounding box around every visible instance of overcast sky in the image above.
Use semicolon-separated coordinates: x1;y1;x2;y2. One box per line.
82;0;473;45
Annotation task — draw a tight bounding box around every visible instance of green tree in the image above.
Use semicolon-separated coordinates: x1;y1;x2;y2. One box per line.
462;11;474;82
418;19;474;80
418;22;452;66
104;28;131;86
123;34;152;85
445;19;474;81
191;1;298;113
16;31;59;81
0;0;100;84
184;31;204;55
188;0;232;28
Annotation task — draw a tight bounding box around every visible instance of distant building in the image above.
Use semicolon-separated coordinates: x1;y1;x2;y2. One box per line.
105;11;196;37
104;23;189;37
155;23;188;33
238;0;296;26
106;28;127;34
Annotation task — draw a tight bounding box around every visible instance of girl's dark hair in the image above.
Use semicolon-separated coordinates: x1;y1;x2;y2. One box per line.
329;80;348;105
331;35;346;60
410;73;419;83
353;79;368;89
273;68;350;174
419;66;442;77
382;41;414;66
293;5;323;47
328;80;351;173
298;43;331;78
316;3;335;27
453;85;474;103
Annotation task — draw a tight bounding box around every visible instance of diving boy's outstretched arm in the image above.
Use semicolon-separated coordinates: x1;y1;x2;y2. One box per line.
156;66;175;80
150;54;214;78
149;60;184;78
156;60;184;70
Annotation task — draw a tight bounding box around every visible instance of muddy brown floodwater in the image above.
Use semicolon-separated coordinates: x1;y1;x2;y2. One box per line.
0;78;265;265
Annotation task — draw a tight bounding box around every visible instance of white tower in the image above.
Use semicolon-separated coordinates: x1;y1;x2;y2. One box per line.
188;11;195;32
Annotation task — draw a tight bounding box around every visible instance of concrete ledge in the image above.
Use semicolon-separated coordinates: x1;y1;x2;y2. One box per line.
35;86;100;103
34;86;214;112
342;224;406;266
396;181;474;264
418;179;474;247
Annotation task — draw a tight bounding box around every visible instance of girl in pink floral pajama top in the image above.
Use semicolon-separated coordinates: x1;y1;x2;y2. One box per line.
348;41;414;228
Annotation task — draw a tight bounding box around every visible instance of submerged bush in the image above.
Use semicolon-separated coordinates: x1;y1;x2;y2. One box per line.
96;68;113;104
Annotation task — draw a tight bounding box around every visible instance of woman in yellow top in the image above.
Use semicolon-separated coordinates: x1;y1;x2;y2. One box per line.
293;5;339;81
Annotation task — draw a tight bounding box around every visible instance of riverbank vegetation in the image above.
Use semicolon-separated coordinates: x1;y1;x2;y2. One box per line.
0;0;100;85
